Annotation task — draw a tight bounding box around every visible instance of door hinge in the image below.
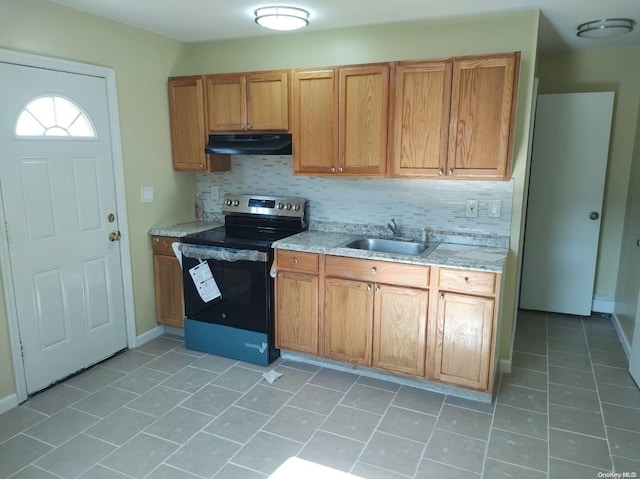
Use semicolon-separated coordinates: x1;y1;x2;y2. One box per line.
20;340;24;359
4;221;9;244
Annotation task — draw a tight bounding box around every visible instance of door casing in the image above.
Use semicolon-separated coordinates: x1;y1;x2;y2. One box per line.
0;48;136;404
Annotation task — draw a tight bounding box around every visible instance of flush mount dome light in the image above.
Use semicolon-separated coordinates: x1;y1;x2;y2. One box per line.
254;6;309;31
576;18;635;39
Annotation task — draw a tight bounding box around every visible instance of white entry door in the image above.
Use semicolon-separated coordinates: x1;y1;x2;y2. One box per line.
0;62;127;394
520;92;614;315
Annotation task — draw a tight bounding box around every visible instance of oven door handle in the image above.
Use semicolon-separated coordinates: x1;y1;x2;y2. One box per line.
180;244;269;263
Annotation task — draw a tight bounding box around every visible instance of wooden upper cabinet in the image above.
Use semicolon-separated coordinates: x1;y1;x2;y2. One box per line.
448;53;519;180
292;69;339;174
391;61;452;178
206;71;289;132
168;76;208;171
339;64;389;176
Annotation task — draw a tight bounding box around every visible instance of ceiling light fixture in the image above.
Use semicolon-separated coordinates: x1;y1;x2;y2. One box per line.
254;6;309;31
576;18;635;39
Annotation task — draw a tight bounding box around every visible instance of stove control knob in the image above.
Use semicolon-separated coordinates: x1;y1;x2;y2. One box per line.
286;203;292;210
293;204;301;211
277;202;284;210
232;200;240;206
224;199;232;206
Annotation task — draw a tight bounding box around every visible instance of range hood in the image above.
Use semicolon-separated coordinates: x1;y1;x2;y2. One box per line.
205;133;292;155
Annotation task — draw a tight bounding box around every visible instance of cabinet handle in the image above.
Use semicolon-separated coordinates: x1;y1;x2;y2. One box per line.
199;164;205;169
371;266;377;273
367;284;372;291
339;167;343;172
247;124;253;130
375;286;380;292
330;167;336;173
438;168;444;176
440;294;445;301
277;273;281;278
448;168;454;175
292;258;299;264
464;277;469;284
240;125;246;130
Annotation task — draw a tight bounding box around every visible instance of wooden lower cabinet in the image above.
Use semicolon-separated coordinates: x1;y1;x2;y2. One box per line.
324;277;373;365
275;270;319;354
274;250;320;354
152;236;184;328
433;293;494;390
324;272;428;376
373;284;428;376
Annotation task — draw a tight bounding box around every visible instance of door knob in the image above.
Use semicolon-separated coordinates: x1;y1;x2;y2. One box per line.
589;212;600;220
109;231;121;241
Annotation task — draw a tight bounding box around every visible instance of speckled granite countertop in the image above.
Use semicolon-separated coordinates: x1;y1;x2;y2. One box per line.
272;230;507;273
149;220;223;238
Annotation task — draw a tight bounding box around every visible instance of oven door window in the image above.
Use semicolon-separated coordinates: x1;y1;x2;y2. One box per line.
182;256;271;333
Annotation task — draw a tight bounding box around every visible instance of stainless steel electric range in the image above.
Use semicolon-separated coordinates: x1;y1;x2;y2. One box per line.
180;193;307;365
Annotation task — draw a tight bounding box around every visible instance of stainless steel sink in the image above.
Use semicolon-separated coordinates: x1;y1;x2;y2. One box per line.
339;237;435;256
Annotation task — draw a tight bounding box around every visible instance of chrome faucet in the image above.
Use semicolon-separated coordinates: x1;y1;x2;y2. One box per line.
387;219;400;238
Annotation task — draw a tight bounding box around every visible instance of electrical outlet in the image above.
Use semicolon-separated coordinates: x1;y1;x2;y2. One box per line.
488;199;502;218
211;186;219;199
465;199;478;218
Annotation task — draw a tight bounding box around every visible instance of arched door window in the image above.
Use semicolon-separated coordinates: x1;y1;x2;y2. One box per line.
15;95;96;138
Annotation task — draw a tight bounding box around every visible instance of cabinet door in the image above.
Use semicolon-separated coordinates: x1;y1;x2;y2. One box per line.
206;74;246;132
275;271;319;354
373;285;428;377
434;292;494;390
339;64;389;176
324;277;373;365
292;69;338;174
153;254;185;328
247;71;289;131
448;53;518;180
168;76;209;171
391;61;452;178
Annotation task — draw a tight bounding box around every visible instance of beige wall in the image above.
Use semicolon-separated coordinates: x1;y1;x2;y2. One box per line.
0;0;194;400
175;10;541;363
537;48;640;306
614;102;640;343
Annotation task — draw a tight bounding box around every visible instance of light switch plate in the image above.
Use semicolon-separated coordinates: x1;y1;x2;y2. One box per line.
141;186;154;204
488;199;502;218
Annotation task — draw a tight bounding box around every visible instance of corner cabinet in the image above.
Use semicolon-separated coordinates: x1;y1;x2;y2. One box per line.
292;64;389;176
428;268;501;391
168;76;230;172
275;250;319;354
447;54;519;180
152;235;184;328
206;71;289;132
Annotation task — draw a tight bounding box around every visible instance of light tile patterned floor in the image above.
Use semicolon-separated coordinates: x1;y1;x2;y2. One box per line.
1;311;639;478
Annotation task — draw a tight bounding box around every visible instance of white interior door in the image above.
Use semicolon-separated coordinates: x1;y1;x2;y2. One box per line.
0;62;127;394
520;92;614;315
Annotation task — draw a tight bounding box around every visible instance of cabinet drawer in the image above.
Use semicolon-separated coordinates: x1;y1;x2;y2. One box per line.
438;268;496;295
325;255;429;289
152;235;180;255
276;250;319;273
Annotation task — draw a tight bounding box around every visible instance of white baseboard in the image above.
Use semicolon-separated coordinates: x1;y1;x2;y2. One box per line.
0;394;19;415
132;325;165;349
499;358;512;374
164;326;184;338
592;295;615;314
611;313;632;359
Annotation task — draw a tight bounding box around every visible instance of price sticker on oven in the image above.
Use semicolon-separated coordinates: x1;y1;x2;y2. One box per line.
189;260;222;302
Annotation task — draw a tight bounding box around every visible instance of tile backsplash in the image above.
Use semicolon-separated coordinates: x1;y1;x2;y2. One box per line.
196;155;514;237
